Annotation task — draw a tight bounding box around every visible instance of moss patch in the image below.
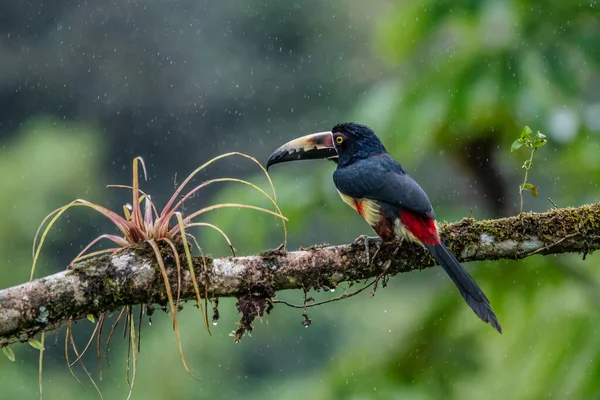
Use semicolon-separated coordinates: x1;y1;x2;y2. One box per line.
233;282;274;342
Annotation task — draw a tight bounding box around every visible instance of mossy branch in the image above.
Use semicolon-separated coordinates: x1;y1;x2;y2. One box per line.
1;202;600;346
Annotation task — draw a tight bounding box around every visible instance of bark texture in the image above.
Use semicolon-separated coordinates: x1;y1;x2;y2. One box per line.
1;202;599;346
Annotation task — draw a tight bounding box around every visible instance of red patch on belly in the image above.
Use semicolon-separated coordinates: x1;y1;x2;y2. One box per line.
399;210;440;245
354;199;365;217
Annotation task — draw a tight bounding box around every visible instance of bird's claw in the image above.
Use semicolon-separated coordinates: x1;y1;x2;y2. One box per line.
364;237;371;266
353;234;369;245
353;235;372;267
356;235;382;268
397;237;404;248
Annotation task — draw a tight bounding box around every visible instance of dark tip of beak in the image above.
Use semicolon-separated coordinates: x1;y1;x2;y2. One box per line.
265;132;337;170
266;151;290;170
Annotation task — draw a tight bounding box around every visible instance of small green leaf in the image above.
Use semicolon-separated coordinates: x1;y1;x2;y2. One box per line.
521;183;534;190
530;185;539;197
87;314;96;323
520;126;532;140
511;139;523;152
28;338;44;351
533;132;547;149
2;346;15;362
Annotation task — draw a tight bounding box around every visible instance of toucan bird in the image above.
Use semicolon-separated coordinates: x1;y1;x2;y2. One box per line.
266;122;501;333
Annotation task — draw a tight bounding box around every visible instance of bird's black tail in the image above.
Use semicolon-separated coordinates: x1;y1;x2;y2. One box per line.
425;243;502;333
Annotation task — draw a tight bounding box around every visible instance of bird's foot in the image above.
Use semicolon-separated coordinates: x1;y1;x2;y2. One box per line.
365;237;372;266
353;235;369;265
396;237;404;249
354;235;381;268
353;234;369;245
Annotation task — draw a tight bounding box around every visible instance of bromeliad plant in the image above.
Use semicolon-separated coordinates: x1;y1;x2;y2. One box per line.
29;152;287;399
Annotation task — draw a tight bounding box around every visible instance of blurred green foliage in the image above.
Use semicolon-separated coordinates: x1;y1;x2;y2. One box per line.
2;0;600;399
0;118;106;397
0;118;103;289
363;0;600;153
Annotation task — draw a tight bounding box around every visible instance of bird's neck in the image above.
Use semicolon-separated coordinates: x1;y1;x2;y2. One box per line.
337;152;405;174
338;144;387;168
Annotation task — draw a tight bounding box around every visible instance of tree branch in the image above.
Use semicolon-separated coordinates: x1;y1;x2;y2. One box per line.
1;202;599;346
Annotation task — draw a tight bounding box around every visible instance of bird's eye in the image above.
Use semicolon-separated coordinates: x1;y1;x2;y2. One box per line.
335;135;344;144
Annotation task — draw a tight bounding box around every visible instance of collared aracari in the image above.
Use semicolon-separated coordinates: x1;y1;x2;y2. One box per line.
266;122;501;333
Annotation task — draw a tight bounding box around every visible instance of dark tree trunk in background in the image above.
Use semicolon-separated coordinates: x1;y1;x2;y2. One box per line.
458;136;509;217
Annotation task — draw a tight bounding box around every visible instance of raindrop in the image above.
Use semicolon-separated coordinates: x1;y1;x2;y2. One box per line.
330;288;335;292
212;321;218;326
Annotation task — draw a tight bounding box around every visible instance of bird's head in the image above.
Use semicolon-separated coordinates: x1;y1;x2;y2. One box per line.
266;122;387;169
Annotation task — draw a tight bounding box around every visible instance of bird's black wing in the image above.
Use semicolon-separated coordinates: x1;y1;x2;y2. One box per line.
333;154;435;219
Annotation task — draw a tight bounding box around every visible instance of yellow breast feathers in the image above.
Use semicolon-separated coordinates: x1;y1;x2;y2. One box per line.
337;192;381;227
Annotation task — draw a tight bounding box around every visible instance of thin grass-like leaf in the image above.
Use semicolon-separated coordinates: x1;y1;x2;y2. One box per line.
38;332;45;400
123;306;129;339
169;178;278;218
159;239;183;320
108;184;160;221
160;176;287;244
70;330;104;400
125;308;132;385
105;307;127;367
160;152;277;216
171;203;287;236
147;239;199;380
125;308;138;400
64;321;83;387
220;152;286;248
161;152;241;220
186;234;212;326
144;197;154;232
96;313;106;381
176;213;210;332
68;320;101;368
123;204;132;221
32;207;61;259
31;205;71;280
70;234;129;266
31;200;131;280
184;222;236;257
131;157;148;233
71;248;121;264
137;305;144;353
230;152;278;201
158;152;286;245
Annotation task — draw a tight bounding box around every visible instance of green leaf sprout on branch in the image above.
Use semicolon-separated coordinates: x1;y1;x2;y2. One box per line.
511;126;547;212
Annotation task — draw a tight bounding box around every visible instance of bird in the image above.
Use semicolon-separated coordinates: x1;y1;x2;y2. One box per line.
266;122;501;333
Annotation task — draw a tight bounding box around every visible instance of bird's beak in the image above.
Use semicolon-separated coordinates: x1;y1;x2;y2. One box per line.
266;131;338;170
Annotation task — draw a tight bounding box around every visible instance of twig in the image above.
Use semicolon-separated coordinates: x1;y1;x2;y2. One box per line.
526;233;579;257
